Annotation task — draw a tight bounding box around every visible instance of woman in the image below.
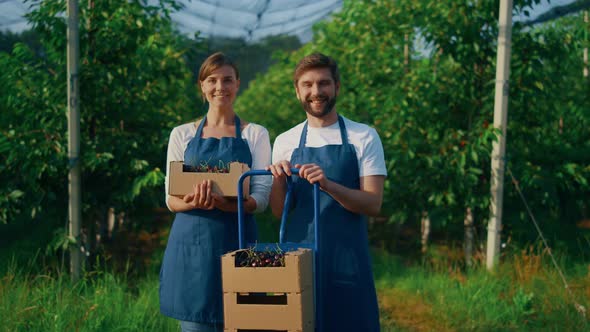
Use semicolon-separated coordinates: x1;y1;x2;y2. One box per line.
160;52;271;332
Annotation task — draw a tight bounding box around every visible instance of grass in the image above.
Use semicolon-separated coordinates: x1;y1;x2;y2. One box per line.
373;245;590;331
1;246;588;331
1;215;589;331
0;257;179;332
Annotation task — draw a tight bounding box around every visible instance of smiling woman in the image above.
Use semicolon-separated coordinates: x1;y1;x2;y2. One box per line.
159;52;272;332
198;56;240;107
200;68;239;108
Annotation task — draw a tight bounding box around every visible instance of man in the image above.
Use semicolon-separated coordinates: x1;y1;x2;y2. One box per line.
267;53;386;332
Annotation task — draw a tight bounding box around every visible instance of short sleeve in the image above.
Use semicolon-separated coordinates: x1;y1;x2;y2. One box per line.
164;126;186;210
246;125;272;213
359;128;387;177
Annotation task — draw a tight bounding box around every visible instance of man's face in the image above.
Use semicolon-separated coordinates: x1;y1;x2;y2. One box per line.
295;68;339;118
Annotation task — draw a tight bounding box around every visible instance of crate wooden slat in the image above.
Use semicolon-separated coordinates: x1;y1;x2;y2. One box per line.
222;248;313;293
223;291;313;332
222;248;314;332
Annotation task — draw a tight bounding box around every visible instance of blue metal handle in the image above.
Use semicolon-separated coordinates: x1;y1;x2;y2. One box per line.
236;168;322;332
237;169;272;249
237;168;319;251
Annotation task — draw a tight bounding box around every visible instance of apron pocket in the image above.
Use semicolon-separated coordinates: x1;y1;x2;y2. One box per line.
329;246;360;284
169;213;202;245
160;242;205;314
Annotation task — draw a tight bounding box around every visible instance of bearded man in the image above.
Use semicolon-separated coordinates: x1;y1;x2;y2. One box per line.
267;53;387;332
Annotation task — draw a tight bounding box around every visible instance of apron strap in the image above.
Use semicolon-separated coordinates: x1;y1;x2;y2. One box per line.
337;115;348;144
196;115;242;138
297;121;309;149
235;116;242;138
195;117;206;138
297;115;348;149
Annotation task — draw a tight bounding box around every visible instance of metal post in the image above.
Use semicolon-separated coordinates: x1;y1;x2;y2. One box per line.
67;0;82;282
487;0;513;270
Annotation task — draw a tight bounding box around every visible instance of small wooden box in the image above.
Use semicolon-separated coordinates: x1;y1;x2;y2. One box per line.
168;161;249;198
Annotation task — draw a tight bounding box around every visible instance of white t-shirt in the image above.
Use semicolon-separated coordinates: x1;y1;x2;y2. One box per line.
165;121;272;212
272;116;387;177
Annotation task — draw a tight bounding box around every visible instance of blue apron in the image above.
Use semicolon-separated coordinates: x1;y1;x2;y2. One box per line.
160;116;256;323
288;116;380;332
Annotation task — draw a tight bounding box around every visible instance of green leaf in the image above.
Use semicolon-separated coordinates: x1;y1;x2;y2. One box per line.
468;167;483;175
471;150;479;163
8;190;24;200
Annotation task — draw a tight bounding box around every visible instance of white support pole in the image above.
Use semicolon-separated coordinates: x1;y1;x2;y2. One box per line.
487;0;513;270
67;0;82;282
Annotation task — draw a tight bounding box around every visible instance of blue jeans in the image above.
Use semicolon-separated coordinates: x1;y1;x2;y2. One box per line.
180;321;222;332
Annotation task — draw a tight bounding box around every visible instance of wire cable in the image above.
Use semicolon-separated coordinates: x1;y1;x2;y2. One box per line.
507;166;587;319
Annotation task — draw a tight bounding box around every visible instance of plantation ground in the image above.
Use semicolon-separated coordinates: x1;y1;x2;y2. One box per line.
1;214;589;331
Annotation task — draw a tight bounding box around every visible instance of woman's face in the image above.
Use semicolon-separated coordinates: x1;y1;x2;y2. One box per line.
200;65;240;108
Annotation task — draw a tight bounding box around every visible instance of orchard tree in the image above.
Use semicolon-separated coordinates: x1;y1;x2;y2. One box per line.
236;0;590;257
0;0;200;246
503;14;590;246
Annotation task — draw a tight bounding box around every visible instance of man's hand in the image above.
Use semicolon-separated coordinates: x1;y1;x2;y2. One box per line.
266;160;294;219
182;179;215;210
266;160;294;179
297;163;329;189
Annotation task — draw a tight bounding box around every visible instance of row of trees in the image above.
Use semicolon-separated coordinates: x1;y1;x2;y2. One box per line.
236;0;590;255
0;0;301;255
1;0;588;260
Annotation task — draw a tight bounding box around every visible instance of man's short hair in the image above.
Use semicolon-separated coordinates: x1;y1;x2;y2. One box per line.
293;53;340;86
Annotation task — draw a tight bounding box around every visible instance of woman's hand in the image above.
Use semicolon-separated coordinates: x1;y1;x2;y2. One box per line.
211;194;257;213
211;193;232;212
182;179;215;210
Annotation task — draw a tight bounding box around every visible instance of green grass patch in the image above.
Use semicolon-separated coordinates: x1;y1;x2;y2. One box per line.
0;263;178;332
373;247;590;331
2;217;589;331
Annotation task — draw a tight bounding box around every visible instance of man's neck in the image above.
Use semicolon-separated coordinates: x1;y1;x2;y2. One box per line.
306;110;339;128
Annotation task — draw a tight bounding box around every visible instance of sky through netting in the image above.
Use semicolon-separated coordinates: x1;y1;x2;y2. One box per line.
0;0;586;42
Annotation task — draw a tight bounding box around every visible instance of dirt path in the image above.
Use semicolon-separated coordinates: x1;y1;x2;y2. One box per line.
378;288;453;332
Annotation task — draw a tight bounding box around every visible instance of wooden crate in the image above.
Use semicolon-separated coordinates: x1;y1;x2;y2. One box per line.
222;249;314;332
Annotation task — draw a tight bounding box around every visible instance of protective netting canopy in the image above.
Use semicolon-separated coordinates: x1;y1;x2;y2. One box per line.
171;0;342;41
0;0;587;42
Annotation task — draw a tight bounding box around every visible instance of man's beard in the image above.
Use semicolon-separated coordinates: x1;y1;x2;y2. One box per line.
301;95;337;118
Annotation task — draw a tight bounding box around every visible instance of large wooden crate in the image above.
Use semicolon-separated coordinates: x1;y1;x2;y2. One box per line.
221;248;314;332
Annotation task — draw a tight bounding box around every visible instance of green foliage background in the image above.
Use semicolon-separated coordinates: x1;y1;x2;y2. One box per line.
0;0;588;253
0;1;589;330
236;0;590;248
0;0;199;226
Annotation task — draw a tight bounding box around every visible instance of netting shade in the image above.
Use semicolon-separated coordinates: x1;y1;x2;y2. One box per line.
0;0;584;42
171;0;343;40
0;0;28;31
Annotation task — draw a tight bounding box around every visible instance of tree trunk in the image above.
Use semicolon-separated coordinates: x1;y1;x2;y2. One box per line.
464;207;475;267
559;117;563;134
117;211;125;228
403;33;410;73
107;207;115;240
584;11;588;78
433;47;443;76
421;211;430;254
